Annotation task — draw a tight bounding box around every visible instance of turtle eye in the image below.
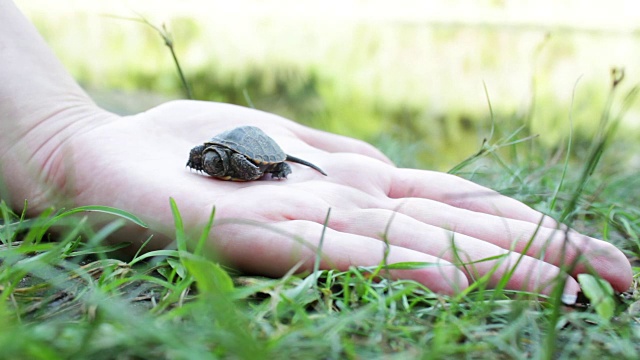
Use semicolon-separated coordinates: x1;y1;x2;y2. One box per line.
202;148;229;176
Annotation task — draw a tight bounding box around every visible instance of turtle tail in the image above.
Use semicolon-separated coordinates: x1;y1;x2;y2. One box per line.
285;155;327;176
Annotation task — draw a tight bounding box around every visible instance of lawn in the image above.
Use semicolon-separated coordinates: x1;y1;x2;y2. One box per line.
2;1;640;358
2;100;639;358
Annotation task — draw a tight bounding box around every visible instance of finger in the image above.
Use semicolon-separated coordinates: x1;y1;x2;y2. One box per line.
286;123;394;165
211;218;469;295
322;208;581;296
238;179;590;294
386;197;633;292
389;168;561;228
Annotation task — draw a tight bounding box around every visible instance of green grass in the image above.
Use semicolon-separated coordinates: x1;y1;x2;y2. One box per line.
1;82;640;358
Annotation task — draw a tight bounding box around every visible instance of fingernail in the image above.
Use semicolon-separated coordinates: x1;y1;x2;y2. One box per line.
561;293;577;305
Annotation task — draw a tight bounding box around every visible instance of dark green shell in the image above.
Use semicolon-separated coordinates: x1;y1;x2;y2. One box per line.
204;126;286;164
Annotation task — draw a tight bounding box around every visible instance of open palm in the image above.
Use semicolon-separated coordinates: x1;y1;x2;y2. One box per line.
43;100;629;297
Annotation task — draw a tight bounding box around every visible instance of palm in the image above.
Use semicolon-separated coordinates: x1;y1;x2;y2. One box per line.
69;100;380;228
59;101;631;295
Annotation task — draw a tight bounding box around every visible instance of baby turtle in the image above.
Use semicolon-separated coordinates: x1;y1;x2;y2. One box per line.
187;126;327;181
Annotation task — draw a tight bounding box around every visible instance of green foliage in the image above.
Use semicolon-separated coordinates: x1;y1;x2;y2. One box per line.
2;110;640;358
578;274;616;322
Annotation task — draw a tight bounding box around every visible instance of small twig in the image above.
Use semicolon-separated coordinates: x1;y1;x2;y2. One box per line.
159;23;193;100
106;14;193;99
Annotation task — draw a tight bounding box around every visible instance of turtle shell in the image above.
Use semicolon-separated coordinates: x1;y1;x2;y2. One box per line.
204;126;286;165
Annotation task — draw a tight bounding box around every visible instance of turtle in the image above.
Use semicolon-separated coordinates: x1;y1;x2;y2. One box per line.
187;125;327;181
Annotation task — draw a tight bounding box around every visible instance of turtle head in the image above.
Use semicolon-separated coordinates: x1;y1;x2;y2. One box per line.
202;146;230;177
186;144;206;171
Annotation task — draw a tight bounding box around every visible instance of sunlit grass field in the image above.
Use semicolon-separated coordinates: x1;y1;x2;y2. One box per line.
2;1;640;358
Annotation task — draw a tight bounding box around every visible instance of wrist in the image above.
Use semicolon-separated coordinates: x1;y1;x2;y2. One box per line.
0;103;118;214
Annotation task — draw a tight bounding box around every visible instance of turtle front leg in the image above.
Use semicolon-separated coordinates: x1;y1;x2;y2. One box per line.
266;162;292;179
229;153;264;181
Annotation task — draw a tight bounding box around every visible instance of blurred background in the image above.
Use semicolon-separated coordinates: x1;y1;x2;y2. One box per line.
16;0;640;170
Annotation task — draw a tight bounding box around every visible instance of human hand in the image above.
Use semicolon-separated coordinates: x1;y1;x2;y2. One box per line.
0;0;630;298
10;100;628;298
